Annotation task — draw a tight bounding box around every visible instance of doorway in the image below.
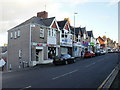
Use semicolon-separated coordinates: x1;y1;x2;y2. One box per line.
36;49;43;62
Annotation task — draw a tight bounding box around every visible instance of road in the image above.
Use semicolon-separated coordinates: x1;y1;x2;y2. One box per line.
2;53;119;89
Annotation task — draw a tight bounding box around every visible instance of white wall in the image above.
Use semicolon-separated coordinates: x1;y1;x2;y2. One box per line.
47;36;56;45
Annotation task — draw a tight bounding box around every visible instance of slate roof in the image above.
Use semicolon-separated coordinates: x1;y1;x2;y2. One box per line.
87;31;93;37
41;17;55;26
11;16;55;30
80;27;86;34
57;20;67;30
70;26;81;37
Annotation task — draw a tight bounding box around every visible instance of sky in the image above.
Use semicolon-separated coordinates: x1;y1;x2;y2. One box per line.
0;0;119;46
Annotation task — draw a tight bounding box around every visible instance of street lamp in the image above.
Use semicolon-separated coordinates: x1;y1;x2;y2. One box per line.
73;12;78;57
74;13;78;43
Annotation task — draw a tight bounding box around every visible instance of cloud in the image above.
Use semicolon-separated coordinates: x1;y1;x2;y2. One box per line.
0;0;118;46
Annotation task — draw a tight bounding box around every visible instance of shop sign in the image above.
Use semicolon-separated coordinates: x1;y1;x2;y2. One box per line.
37;44;43;46
90;42;95;46
46;44;56;47
62;39;68;42
82;41;89;46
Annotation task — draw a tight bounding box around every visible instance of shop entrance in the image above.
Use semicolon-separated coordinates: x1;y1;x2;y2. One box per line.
36;49;43;62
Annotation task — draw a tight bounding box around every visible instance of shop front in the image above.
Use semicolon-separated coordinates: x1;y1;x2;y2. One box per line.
88;42;96;52
73;42;83;57
60;38;72;56
82;41;89;51
60;45;72;56
47;44;60;59
47;45;56;59
32;42;60;65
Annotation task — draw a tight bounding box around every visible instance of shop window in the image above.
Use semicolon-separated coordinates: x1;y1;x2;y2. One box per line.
48;47;56;59
40;29;44;38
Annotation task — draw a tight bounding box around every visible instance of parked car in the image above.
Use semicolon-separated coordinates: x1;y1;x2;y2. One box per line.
95;50;101;56
101;50;106;55
107;49;113;53
84;51;95;58
53;54;75;65
113;49;119;53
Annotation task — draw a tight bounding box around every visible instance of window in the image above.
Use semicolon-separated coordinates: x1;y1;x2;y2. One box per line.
14;31;17;39
40;29;44;38
52;29;54;36
48;29;51;36
17;30;20;37
62;30;64;34
84;34;86;39
19;49;22;58
70;35;72;39
77;39;79;42
10;32;13;38
54;30;56;37
65;35;67;38
62;34;64;38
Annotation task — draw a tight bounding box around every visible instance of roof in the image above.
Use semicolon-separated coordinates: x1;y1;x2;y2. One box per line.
41;17;55;26
11;16;55;30
87;31;93;37
57;20;67;30
80;27;86;35
98;36;105;42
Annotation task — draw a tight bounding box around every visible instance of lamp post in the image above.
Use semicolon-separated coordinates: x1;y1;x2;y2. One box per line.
73;12;78;57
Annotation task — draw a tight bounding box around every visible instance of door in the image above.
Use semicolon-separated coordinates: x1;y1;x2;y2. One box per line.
38;50;43;61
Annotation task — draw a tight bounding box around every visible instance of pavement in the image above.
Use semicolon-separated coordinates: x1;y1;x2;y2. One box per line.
40;59;53;64
2;57;83;73
2;53;119;88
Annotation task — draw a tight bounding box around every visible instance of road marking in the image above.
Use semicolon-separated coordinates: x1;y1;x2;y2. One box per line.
85;62;96;67
52;69;78;80
97;69;115;90
19;86;31;90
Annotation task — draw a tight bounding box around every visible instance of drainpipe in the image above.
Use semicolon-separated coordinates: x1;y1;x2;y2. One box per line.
29;24;35;67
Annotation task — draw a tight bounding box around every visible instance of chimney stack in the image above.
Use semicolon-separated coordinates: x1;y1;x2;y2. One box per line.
37;11;48;19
